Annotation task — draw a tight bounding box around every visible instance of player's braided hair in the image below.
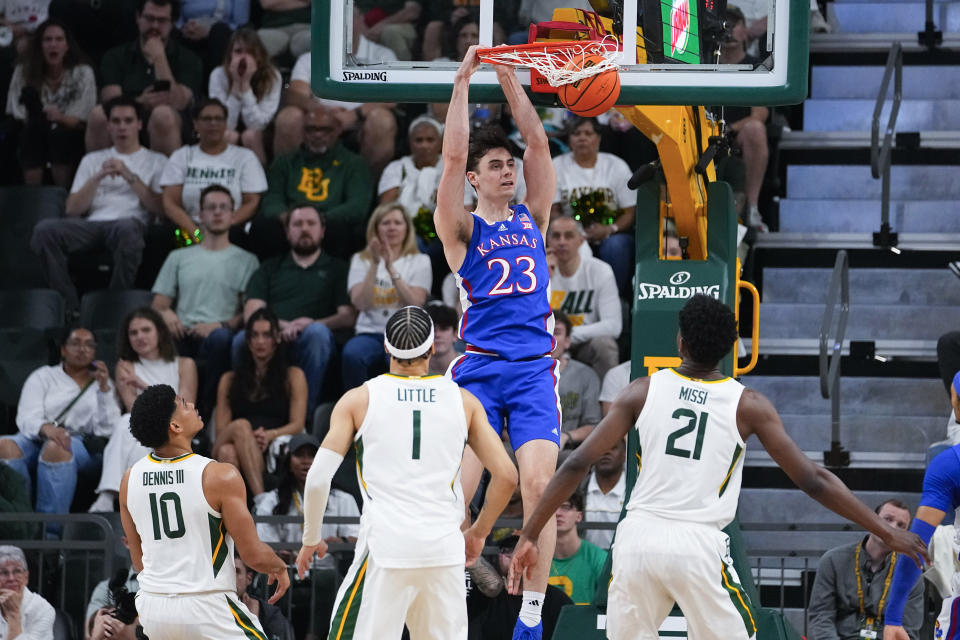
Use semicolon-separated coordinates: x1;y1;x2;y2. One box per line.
129;384;177;449
677;294;738;367
385;306;433;364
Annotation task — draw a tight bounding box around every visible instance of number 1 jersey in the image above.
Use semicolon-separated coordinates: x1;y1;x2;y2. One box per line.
127;452;237;594
625;369;747;529
455;204;554;359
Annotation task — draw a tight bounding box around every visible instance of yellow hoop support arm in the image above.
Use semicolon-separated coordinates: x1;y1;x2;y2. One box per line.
734;276;760;377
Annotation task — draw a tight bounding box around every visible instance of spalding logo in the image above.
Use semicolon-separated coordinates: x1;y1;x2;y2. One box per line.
669;271;691;285
670;0;691;55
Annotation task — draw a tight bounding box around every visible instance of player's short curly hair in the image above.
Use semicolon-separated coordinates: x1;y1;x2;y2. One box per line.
467;126;513;173
129;384;177;449
677;294;738;367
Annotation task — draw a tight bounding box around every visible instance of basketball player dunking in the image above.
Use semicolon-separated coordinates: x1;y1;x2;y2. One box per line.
295;307;518;639
119;385;289;640
434;45;559;640
508;295;928;640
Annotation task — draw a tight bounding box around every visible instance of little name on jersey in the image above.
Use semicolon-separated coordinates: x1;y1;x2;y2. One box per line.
679;386;708;405
142;469;185;486
397;386;437;403
475;233;539;258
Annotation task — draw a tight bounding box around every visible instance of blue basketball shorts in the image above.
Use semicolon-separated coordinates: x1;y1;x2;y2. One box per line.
449;353;561;450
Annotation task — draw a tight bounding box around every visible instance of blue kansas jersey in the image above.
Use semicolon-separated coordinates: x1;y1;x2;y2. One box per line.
919;444;960;514
455;204;555;360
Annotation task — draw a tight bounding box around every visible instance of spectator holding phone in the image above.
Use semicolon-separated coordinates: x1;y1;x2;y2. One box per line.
5;19;95;188
87;0;204;156
0;327;120;519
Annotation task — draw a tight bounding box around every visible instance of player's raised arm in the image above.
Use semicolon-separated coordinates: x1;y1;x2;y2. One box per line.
205;462;290;603
741;388;929;567
461;389;519;565
494;64;555;233
435;46;480;268
507;378;648;593
296;386;366;577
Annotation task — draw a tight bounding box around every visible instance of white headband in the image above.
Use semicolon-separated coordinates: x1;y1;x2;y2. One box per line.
384;322;435;359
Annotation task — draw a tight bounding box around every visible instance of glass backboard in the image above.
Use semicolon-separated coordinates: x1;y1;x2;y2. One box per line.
311;0;808;106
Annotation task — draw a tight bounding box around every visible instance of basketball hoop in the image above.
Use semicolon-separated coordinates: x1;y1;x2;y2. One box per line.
476;38;620;88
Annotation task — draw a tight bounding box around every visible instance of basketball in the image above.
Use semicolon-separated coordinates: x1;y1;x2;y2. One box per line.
558;54;621;117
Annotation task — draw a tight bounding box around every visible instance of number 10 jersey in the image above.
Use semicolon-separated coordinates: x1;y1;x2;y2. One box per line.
625;369;747;530
127;452;237;594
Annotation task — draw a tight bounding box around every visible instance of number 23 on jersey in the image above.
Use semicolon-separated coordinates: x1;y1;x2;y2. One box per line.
486;256;537;296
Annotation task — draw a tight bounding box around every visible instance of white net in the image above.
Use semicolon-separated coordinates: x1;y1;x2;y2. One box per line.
477;37;620;87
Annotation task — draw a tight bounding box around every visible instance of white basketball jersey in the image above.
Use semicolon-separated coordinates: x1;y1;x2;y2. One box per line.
625;369;747;529
127;453;237;594
356;373;469;568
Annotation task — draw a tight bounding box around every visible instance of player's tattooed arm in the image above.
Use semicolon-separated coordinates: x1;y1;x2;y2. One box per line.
467;554;505;598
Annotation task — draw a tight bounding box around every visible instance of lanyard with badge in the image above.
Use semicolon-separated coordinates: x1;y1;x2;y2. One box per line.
854;543;896;639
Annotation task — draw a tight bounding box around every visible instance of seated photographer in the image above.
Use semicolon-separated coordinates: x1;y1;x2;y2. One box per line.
5;19;95;188
85;561;139;640
0;327;120;520
235;553;294;640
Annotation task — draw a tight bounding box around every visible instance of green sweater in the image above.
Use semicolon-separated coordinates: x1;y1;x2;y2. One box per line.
0;464;36;540
261;142;373;259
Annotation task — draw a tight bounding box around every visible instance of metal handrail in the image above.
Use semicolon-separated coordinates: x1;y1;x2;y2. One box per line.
870;43;902;248
819;250;850;467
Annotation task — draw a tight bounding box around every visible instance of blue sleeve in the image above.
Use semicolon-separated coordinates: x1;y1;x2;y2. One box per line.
884;519;935;626
919;447;960;513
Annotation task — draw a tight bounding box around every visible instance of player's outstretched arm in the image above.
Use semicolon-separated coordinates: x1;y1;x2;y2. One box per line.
205;462;290;603
435;45;479;270
507;378;649;594
741;389;929;566
296;386;364;578
118;469;144;573
494;64;555;232
462;389;519;565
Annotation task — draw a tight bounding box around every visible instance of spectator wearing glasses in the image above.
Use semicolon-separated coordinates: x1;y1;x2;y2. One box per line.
0;546;54;639
0;328;120;517
87;0;204;156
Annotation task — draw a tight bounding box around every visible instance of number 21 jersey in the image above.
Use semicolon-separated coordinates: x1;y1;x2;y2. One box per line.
455;204;554;359
127;452;236;594
625;369;747;529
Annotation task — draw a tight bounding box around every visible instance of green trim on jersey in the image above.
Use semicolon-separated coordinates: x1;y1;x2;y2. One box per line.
209;514;227;576
718;445;744;497
667;369;731;384
330;554;369;640
721;561;757;635
382;373;443;380
225;595;267;640
355;438;367;495
147;452;195;463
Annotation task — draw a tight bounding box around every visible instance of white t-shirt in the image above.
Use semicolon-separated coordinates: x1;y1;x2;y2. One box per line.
599;360;631;404
159;144;267;223
291;36;397;110
552;152;637;216
70;147;166;223
208;66;282;131
549;256;621;343
0;0;49;29
347;252;432;335
378;155;443;217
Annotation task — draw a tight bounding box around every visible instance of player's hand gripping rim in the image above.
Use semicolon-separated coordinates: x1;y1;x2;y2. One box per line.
295;541;329;580
266;565;291;605
506;535;539;595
